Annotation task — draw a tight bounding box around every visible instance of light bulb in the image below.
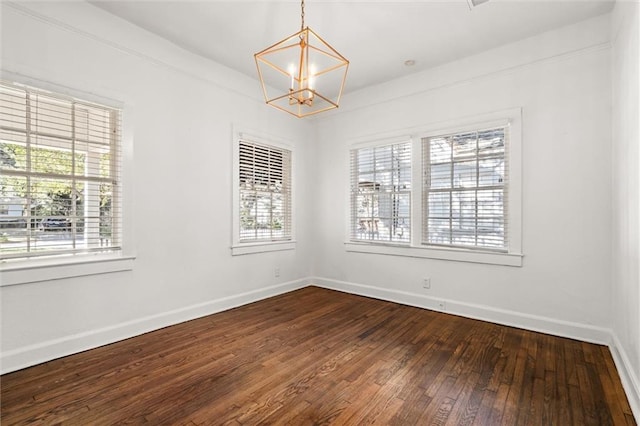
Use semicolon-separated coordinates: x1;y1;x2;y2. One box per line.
308;65;316;98
288;64;296;90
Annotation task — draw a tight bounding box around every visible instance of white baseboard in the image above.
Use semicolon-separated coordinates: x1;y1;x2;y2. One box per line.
610;333;640;421
310;277;612;344
0;278;309;374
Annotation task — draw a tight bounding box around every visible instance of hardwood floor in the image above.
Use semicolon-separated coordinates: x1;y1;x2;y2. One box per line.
1;286;636;425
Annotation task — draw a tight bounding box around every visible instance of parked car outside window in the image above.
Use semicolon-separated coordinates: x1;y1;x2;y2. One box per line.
39;217;71;231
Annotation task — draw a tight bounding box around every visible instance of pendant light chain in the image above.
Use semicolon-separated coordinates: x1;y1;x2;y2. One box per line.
301;0;305;30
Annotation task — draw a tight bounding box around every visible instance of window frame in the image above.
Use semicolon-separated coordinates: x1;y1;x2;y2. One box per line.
349;138;413;245
0;74;135;286
231;126;295;256
422;126;509;252
345;108;523;267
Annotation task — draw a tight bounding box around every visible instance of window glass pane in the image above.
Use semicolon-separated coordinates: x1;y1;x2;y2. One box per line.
0;137;27;171
356;193;379;240
479;158;504;187
358;173;376;191
30;136;79;176
75;104;112;145
429;137;451;163
427;218;450;244
31;177;74;218
477;218;504;248
391;192;410;243
377;218;391;240
355;193;373;219
429;163;451;189
396;165;411;189
478;128;504;155
394;144;411;189
453;160;476;188
452;219;477;245
99;182;114;245
29;224;75;254
270;195;285;238
30;94;73;139
453;132;476;159
0;86;27;131
395;193;411;217
375;146;392;171
377;193;392;224
357;223;377;240
452;190;476;219
73;140;110;179
428;192;450;218
377;169;393;190
239;190;256;237
477;189;504;217
0;175;28;257
255;192;272;240
358;148;374;173
392;217;410;243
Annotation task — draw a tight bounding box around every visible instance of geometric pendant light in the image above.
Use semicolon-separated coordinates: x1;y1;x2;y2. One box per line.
254;0;349;118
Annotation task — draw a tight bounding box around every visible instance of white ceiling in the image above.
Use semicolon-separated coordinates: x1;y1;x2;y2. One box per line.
90;0;614;94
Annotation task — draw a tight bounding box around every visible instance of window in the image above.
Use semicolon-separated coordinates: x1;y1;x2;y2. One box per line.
0;81;121;261
423;127;507;251
350;141;411;244
238;139;292;243
346;109;522;266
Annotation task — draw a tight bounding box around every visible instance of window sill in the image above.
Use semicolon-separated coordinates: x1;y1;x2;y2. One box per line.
231;240;296;256
344;242;522;267
0;253;136;286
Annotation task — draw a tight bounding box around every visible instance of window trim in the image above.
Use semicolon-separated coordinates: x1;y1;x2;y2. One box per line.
344;241;523;266
0;73;136;285
0;253;135;286
345;108;523;267
231;126;296;256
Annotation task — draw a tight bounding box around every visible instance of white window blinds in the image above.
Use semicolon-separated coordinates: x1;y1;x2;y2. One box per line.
423;127;508;251
350;141;411;244
238;140;292;242
0;81;122;260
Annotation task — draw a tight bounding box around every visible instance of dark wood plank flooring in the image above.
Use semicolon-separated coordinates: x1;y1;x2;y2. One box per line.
1;286;636;425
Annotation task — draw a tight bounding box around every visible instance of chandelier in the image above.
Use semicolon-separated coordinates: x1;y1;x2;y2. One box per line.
254;0;349;118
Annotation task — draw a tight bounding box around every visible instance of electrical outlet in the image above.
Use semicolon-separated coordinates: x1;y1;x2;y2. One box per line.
274;267;280;278
422;277;431;289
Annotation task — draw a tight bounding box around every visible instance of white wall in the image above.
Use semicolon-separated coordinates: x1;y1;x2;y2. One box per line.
611;0;640;417
0;2;314;372
312;14;614;341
